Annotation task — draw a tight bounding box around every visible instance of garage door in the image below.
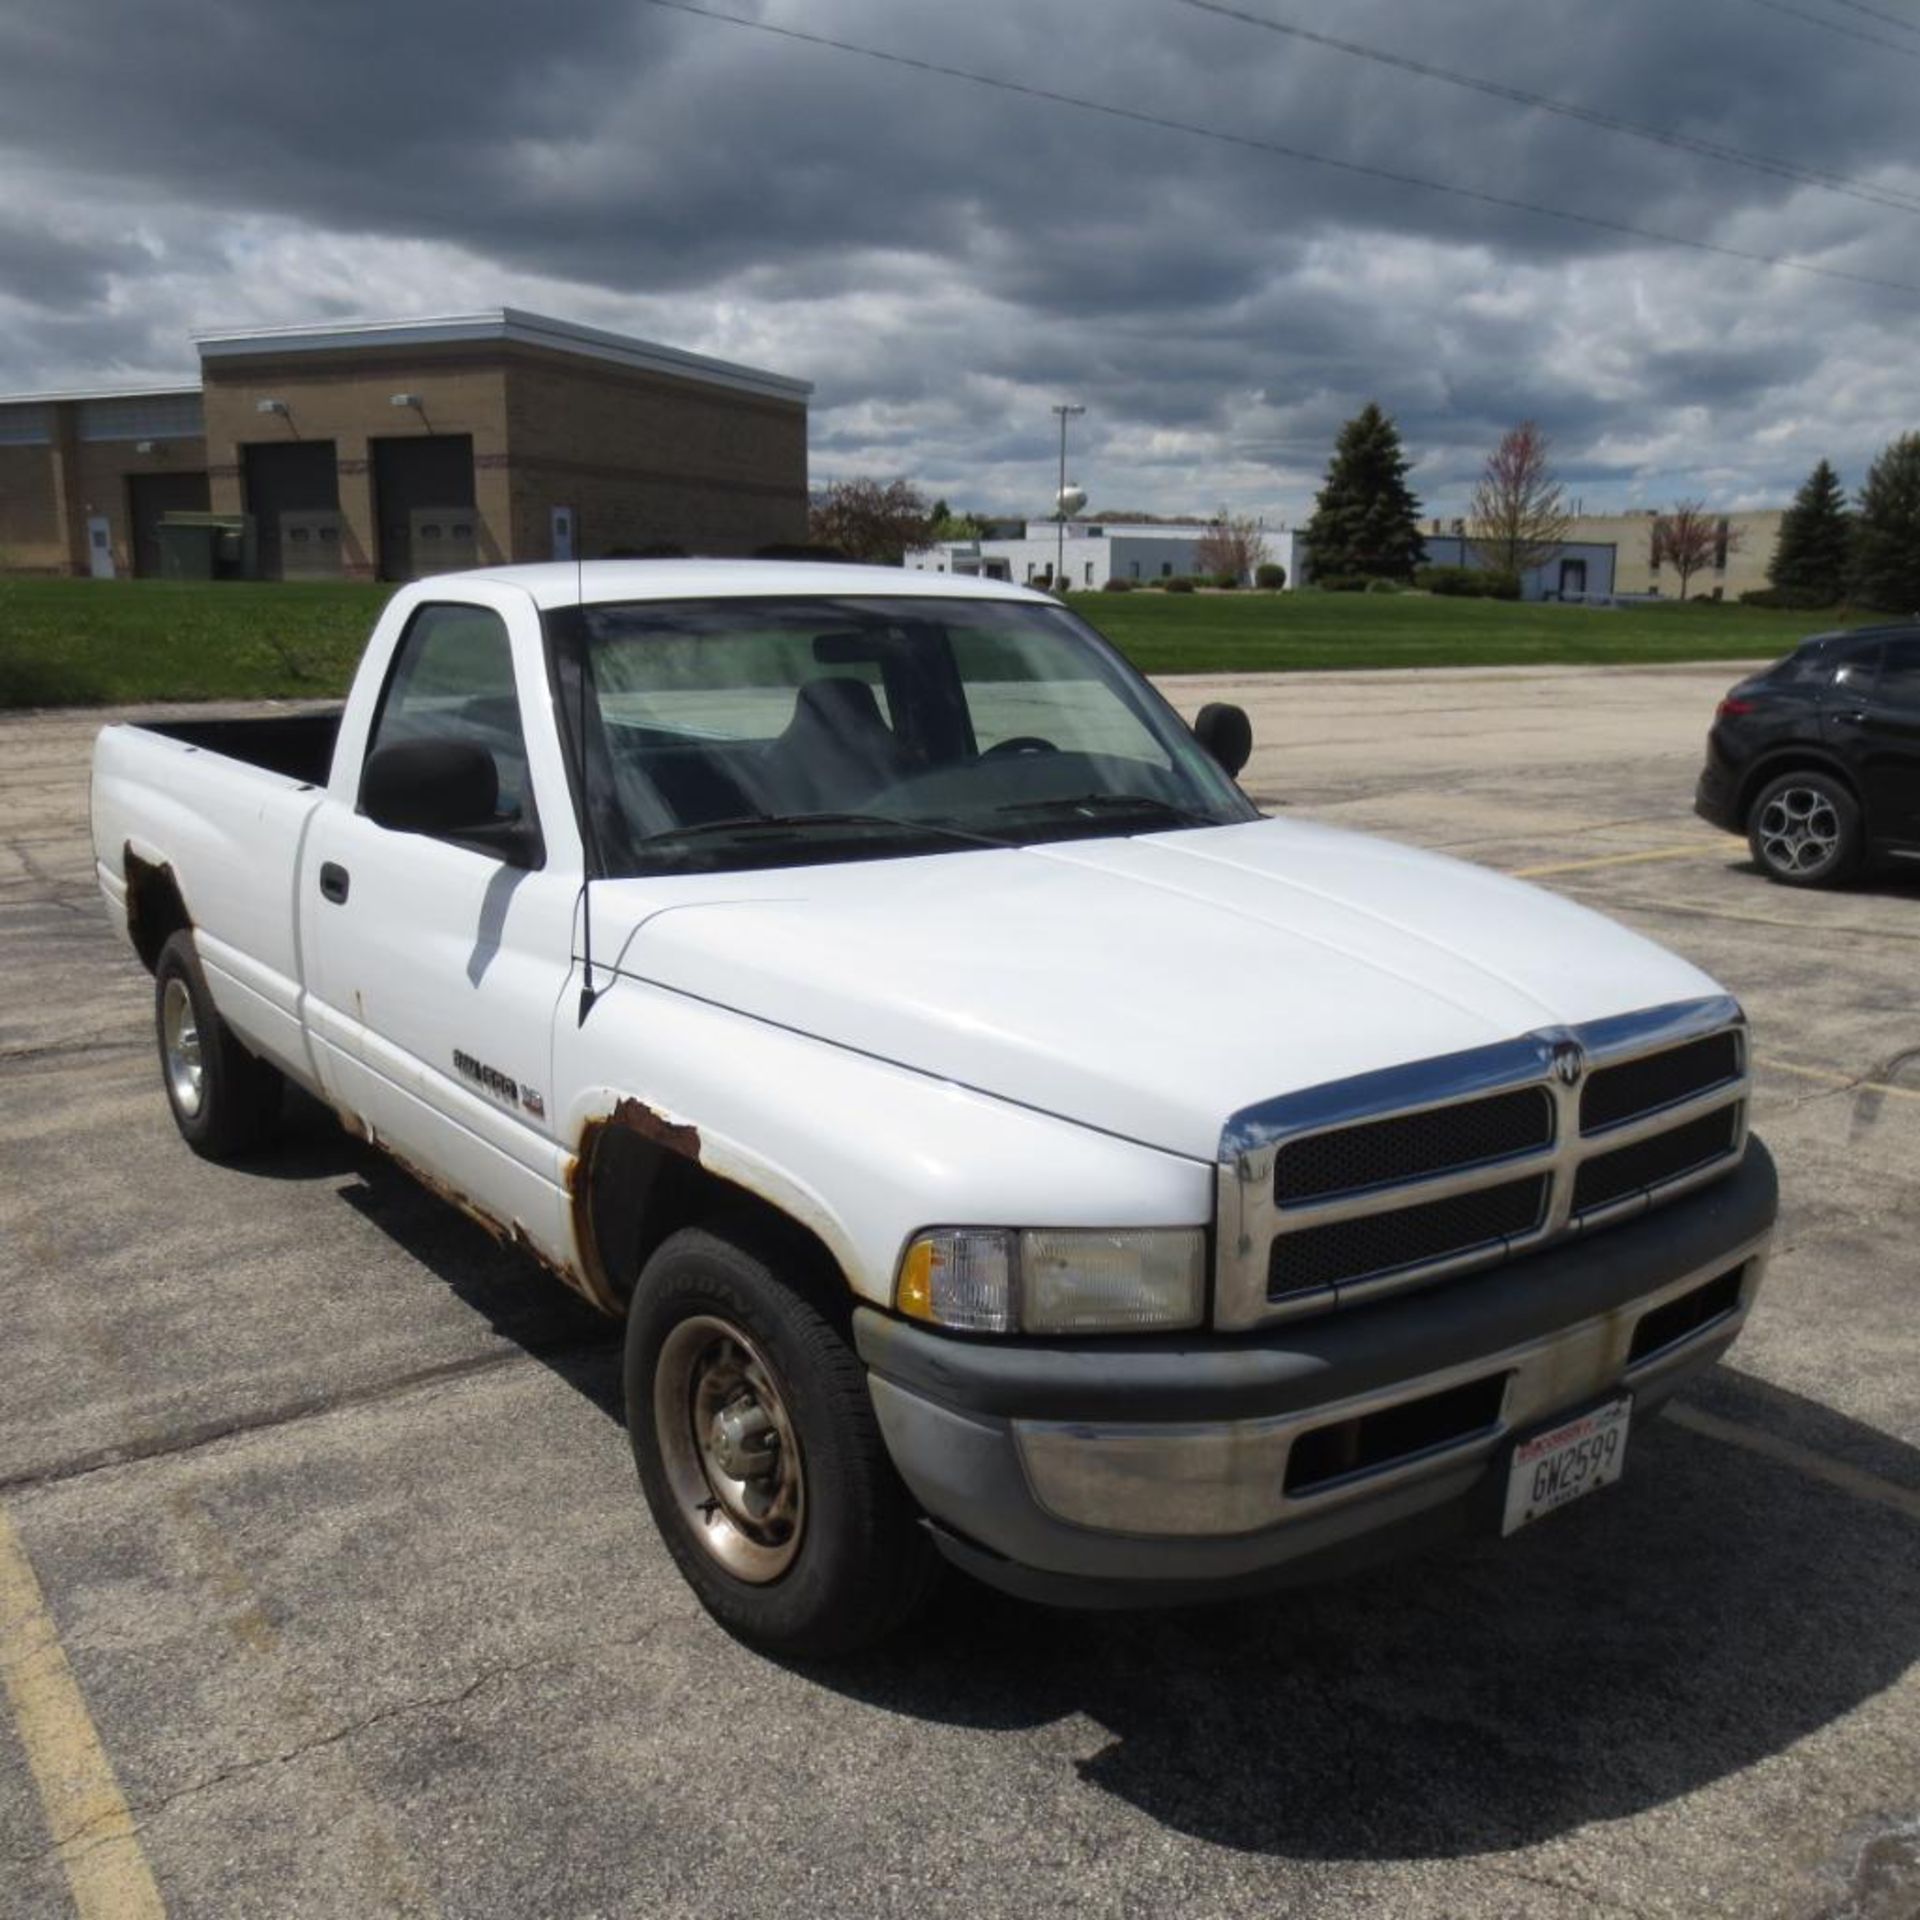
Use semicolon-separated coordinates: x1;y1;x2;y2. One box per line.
128;471;211;579
373;435;476;580
242;441;340;579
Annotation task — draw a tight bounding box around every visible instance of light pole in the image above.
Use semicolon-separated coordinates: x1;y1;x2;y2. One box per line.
1051;403;1084;590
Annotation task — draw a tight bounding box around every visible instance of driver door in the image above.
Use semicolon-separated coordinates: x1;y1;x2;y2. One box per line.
301;594;580;1259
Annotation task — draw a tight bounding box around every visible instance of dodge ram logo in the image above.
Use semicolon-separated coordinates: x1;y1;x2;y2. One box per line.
1550;1040;1586;1087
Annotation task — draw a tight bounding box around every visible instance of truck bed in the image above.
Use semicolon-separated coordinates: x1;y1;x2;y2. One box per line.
142;709;343;787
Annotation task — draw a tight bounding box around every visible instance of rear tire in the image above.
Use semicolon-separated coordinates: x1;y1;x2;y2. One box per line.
624;1218;938;1658
153;930;283;1158
1746;770;1863;889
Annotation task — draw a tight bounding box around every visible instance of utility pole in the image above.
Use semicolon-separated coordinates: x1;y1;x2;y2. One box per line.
1052;403;1085;590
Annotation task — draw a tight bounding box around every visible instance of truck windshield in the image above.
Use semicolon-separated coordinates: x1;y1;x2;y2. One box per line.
547;595;1258;875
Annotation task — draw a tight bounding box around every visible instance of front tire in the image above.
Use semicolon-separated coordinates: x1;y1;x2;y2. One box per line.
153;930;283;1158
625;1219;938;1658
1746;770;1863;888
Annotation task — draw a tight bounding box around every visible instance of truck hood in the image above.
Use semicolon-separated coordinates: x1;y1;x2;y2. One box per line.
602;818;1721;1162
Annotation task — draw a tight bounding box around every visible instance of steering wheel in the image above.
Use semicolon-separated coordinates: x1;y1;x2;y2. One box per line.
980;736;1059;758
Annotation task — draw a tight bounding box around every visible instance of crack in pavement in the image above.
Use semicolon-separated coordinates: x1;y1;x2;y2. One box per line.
1;1625;666;1869
0;1336;617;1500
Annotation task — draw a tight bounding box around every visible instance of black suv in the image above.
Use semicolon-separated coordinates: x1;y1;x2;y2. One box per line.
1695;624;1920;887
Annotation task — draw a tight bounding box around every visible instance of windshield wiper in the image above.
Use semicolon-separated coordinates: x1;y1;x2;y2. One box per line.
639;811;1010;853
992;793;1219;829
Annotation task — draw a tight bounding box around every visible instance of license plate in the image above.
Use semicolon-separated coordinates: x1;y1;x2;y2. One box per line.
1501;1398;1631;1536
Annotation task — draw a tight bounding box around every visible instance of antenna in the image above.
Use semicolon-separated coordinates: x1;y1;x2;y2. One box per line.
575;526;602;1026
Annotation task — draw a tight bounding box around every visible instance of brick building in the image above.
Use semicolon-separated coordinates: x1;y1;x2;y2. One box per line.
0;309;811;580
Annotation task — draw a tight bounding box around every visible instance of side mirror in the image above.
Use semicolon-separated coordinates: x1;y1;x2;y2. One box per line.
1192;702;1253;778
363;738;501;836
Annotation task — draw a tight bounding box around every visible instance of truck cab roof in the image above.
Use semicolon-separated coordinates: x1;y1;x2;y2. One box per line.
449;558;1054;611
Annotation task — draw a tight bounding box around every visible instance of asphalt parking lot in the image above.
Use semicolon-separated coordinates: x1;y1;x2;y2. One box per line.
3;661;1917;1920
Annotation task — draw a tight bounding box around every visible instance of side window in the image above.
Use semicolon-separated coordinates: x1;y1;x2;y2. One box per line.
1876;638;1920;708
363;604;534;834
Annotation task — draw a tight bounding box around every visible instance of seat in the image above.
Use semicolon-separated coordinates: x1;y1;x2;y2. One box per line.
761;677;912;812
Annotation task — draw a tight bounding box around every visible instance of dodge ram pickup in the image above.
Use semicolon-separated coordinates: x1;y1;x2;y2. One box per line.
93;561;1777;1655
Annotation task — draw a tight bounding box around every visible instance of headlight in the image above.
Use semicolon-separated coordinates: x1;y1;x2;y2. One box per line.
895;1227;1206;1335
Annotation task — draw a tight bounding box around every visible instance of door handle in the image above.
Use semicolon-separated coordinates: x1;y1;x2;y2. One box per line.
319;862;350;905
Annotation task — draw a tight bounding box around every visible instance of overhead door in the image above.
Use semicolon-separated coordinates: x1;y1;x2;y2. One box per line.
372;434;476;580
242;441;339;579
128;471;211;578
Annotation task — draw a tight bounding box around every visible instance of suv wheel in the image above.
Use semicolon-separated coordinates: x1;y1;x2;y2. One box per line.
625;1218;938;1658
1747;771;1863;889
154;931;284;1157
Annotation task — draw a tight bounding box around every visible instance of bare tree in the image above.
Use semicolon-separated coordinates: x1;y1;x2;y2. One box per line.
808;477;931;566
1194;510;1271;585
1467;422;1571;578
1651;501;1744;600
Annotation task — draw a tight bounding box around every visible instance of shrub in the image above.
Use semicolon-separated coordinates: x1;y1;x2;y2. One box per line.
1365;576;1406;594
1312;574;1369;592
1213;574;1240;590
1163;576;1195;594
1741;585;1835;610
1413;564;1521;600
1100;577;1134;592
1254;562;1287;590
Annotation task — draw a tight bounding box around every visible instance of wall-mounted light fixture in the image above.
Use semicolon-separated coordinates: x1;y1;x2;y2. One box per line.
135;439;164;455
256;398;288;416
389;392;423;410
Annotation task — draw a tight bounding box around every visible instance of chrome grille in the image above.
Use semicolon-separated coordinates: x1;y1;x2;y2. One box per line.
1270;1173;1550;1299
1214;996;1751;1328
1580;1031;1742;1134
1572;1104;1743;1216
1273;1085;1553;1204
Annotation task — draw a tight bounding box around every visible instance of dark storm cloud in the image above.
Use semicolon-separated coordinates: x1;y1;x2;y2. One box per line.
1;0;1916;511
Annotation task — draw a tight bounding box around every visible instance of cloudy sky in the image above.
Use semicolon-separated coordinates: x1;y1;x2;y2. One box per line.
3;0;1918;524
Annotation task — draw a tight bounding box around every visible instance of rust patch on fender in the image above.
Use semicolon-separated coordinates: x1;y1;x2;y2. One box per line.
562;1098;704;1317
605;1096;702;1159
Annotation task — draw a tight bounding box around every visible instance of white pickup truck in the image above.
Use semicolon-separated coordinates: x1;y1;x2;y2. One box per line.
93;561;1777;1654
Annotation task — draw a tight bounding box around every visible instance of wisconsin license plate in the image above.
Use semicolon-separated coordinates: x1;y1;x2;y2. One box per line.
1501;1398;1631;1536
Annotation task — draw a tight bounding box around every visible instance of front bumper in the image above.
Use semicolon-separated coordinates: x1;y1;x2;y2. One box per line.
856;1139;1777;1607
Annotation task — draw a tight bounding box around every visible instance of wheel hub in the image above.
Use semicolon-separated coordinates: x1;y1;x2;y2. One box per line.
161;976;205;1118
1758;786;1840;875
655;1316;804;1582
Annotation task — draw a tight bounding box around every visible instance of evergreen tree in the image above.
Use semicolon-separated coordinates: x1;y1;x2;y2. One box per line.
1303;402;1425;581
1768;458;1850;602
1850;433;1920;613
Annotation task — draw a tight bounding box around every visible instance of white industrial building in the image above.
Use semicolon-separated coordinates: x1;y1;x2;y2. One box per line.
905;514;1762;604
905;520;1283;590
1419;530;1620;602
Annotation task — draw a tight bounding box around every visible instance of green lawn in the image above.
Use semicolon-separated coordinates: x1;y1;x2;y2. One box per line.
0;580;396;708
1067;588;1856;675
0;577;1861;710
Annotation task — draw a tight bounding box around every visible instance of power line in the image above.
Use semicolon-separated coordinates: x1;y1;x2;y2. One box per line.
1728;0;1920;58
1175;0;1920;218
634;0;1920;297
1793;0;1920;36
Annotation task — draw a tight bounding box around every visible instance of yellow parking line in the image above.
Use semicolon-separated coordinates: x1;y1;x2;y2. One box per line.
1757;1058;1920;1103
0;1504;165;1919
1666;1406;1920;1523
1507;842;1718;879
